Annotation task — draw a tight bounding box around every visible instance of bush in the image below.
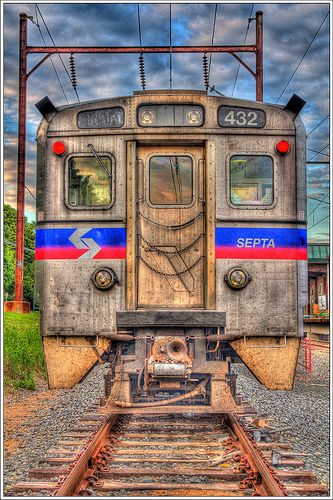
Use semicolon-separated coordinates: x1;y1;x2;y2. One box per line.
4;312;46;390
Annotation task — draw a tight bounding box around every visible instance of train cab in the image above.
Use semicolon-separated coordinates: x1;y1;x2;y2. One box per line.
35;89;307;411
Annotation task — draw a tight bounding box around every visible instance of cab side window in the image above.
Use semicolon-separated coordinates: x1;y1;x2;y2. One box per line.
68;156;112;208
230;155;273;206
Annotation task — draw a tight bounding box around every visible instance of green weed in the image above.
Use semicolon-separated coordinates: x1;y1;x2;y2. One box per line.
4;312;46;390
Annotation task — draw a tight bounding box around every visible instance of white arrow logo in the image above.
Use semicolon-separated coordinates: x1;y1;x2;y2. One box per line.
68;228;101;259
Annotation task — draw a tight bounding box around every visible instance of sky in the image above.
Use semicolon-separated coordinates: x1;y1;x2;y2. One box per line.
2;0;330;242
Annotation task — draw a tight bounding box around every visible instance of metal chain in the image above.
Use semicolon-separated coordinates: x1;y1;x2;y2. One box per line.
139;254;203;277
138;210;203;229
140;233;204;255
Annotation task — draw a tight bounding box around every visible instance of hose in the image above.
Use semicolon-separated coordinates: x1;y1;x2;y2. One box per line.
112;376;209;408
207;340;220;353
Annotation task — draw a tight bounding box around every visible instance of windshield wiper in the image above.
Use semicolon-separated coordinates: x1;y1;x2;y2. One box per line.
87;143;112;179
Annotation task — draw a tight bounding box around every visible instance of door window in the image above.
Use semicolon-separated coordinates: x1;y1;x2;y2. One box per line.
149;155;193;206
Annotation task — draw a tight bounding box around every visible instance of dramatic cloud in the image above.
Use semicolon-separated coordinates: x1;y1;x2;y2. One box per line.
3;1;330;241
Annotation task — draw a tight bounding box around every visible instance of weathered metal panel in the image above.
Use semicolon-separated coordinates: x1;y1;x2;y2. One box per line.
35;90;306;392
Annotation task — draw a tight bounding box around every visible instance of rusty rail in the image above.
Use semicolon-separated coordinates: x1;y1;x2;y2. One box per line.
13;408;328;497
54;415;117;496
227;413;286;496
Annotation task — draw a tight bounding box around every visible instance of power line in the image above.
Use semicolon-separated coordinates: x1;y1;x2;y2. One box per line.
308;214;329;231
307;192;329;218
137;4;143;48
25;186;36;200
207;4;218;87
208;85;225;97
276;10;329;103
307;195;329;204
308;144;330;161
4;239;35;254
169;4;172;90
306;161;330;165
33;6;69;103
306;147;330;157
232;4;254;96
35;4;80;102
307;115;329;137
137;4;146;90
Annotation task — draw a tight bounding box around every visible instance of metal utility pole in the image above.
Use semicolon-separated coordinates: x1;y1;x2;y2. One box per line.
256;11;263;101
5;13;30;313
4;11;264;313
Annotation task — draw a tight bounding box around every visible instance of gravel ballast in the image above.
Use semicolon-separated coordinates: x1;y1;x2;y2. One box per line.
3;348;330;495
3;363;109;496
234;348;330;485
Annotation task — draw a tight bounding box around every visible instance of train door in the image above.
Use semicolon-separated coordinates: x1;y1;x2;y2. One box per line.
136;146;205;309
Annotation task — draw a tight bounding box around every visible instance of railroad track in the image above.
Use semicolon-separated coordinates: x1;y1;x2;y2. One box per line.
13;406;327;497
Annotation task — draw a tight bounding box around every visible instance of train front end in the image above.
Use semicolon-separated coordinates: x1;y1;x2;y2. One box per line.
35;89;307;412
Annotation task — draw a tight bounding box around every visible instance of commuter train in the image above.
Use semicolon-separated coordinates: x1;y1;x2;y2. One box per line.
35;89;307;412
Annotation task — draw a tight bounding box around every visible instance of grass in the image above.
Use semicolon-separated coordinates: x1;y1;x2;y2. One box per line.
4;312;46;390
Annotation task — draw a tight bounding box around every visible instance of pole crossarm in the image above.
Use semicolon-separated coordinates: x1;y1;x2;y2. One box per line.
26;44;257;54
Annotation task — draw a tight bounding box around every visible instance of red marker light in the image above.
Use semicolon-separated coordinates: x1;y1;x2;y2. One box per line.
52;141;67;156
276;140;290;155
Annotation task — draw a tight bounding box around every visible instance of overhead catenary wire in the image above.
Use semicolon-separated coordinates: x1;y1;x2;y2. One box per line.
32;6;69;103
137;4;146;90
308;214;329;231
307;115;329;137
306;147;330;158
35;3;80;102
4;239;35;254
276;10;329;103
307;195;329;204
25;186;36;200
308;144;330;161
232;3;254;96
307;193;329;218
207;4;218;87
201;5;224;96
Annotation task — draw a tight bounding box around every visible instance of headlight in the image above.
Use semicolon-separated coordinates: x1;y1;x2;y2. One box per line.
140;109;156;125
91;267;118;291
185;109;202;125
224;267;251;290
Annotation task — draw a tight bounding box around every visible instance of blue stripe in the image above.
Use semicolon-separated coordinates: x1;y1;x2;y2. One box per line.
215;228;307;248
36;228;126;248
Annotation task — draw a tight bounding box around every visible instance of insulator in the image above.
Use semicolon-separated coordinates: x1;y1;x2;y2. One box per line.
202;53;209;90
69;53;78;90
139;53;146;90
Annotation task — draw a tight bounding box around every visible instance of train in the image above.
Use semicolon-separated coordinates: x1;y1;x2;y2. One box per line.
35;89;307;413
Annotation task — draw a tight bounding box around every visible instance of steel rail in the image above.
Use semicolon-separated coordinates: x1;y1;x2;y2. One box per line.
55;412;287;497
228;413;287;496
13;410;328;497
54;415;117;496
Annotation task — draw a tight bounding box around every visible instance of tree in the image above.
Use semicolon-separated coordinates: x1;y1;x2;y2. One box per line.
3;204;36;305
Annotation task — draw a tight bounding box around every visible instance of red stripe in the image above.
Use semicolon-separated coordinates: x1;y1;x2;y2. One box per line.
216;247;308;260
35;248;87;260
93;247;126;259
